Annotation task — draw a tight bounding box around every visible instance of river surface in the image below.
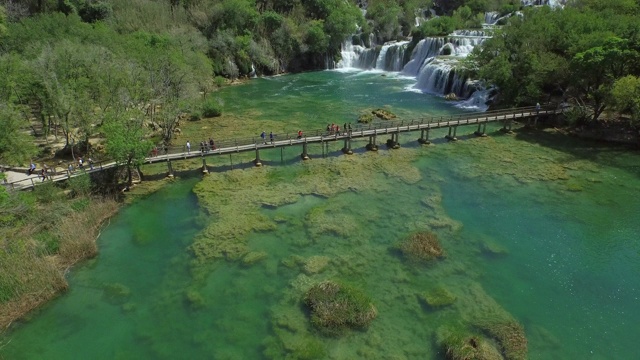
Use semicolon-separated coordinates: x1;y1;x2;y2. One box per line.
2;70;640;360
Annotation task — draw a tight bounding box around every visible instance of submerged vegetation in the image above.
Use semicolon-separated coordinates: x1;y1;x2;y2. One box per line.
400;231;445;261
304;280;377;336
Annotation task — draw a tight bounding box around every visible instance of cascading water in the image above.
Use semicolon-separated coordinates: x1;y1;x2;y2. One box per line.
337;41;408;71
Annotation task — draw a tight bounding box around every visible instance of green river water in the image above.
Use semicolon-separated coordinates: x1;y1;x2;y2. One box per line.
2;71;640;360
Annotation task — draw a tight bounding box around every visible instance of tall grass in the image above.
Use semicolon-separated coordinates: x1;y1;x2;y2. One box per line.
0;188;119;330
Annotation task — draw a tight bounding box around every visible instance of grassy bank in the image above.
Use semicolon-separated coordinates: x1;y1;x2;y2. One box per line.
0;180;120;330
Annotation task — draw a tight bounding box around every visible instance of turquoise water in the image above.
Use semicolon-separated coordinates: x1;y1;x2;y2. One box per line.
2;71;640;359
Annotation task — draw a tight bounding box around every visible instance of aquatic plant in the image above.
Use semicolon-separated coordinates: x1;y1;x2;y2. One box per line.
303;256;330;275
103;283;131;305
400;231;444;261
372;109;397;120
438;329;503;360
304;280;377;336
184;289;206;310
242;251;268;266
477;320;528;360
419;286;457;308
358;113;374;124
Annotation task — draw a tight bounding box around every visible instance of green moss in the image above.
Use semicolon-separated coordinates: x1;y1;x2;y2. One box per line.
242;251;268;266
103;283;131;305
304;280;377;336
477;320;528;360
358;113;374;123
185;289;206;310
438;329;503;360
303;256;330;275
420;286;457;308
399;231;444;262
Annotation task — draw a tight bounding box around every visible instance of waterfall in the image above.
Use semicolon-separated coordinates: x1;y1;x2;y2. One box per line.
375;41;409;71
337;40;408;71
401;34;487;99
484;11;500;25
335;29;490;107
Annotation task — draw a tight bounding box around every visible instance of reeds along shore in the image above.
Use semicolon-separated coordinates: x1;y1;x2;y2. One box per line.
0;190;119;331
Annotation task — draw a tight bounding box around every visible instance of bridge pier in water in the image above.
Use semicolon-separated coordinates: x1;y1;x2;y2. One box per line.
301;142;310;160
202;158;209;174
342;138;353;155
418;129;431;144
166;159;174;178
445;126;458;141
254;149;263;167
501;118;514;133
387;132;400;149
366;135;378;151
474;122;488;137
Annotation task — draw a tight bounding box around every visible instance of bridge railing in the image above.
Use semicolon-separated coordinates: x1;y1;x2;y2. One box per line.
5;106;554;189
152;106;544;155
2;158;116;190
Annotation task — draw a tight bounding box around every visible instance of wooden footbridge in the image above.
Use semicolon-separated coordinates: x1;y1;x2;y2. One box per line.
3;106;558;190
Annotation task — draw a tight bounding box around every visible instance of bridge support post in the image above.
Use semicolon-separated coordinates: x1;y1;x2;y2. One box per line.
387;132;400;149
254;149;263;167
501;119;513;134
202;157;209;174
474;122;488;137
418;129;431;144
445;126;458;141
301;142;310;160
342;138;353;155
366;135;378;151
167;160;174;178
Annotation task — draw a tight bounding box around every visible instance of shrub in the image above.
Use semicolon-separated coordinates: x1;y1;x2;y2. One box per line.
400;231;444;261
67;173;92;197
202;98;222;118
304;280;377;336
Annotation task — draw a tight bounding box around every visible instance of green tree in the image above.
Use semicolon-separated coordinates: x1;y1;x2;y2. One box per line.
571;37;639;120
610;75;640;124
0;5;7;38
103;111;152;185
0;103;39;165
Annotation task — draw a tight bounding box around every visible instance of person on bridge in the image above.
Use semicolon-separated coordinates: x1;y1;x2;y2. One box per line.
209;138;215;150
297;130;303;139
186;140;191;154
270;131;274;143
536;102;541;113
28;162;36;175
88;158;94;170
261;131;267;144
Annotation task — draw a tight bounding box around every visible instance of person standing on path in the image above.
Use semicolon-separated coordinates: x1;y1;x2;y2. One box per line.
186;140;191;154
270;131;274;144
261;131;266;144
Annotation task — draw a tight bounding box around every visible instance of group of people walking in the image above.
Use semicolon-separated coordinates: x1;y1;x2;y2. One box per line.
326;123;352;135
185;138;216;155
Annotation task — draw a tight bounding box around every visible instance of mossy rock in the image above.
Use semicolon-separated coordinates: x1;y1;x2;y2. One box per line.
242;251;268;266
372;108;397;120
282;255;305;269
358;113;375;123
303;256;330;275
400;231;444;261
103;283;131;305
304;280;377;336
480;240;509;257
439;331;503;360
185;289;206;310
420;286;457;308
477;320;528;360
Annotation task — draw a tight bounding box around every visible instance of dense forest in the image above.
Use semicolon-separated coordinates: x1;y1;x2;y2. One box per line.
1;0;640;329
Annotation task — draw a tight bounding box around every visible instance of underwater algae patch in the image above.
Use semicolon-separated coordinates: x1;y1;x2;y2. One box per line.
190;147;423;265
304;280;378;336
